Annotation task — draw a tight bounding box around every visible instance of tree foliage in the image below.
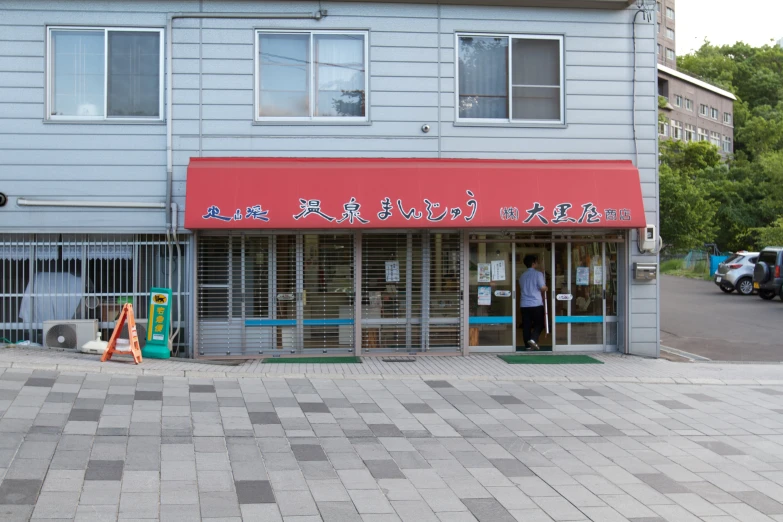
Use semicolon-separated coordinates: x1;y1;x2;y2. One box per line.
660;42;783;252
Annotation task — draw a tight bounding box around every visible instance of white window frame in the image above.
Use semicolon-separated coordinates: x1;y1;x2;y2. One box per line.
672;120;682;140
685;98;693;111
724;112;732;124
665;48;675;61
711;107;719;120
666;7;675;19
723;136;732;152
455;33;565;126
700;104;709;116
46;26;165;122
254;29;370;123
674;95;682;107
666;27;675;39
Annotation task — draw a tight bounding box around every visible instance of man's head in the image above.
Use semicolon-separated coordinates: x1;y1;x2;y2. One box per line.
523;254;538;269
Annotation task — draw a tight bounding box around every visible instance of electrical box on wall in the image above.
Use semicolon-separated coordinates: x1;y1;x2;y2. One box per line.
638;225;657;252
633;262;658;281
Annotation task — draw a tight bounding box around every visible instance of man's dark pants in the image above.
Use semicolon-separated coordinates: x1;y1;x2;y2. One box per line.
521;305;545;346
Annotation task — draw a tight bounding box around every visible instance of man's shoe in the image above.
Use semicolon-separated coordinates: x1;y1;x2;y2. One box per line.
527;340;540;351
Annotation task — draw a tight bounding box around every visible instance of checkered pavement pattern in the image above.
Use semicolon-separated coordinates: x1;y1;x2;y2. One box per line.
2;367;783;521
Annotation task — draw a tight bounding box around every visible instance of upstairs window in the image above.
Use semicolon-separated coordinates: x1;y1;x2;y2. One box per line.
724;112;732;124
700;104;709;116
674;95;682;107
666;28;675;39
457;34;564;124
47;27;163;121
665;48;676;61
685;98;693;111
255;30;368;121
723;136;732;152
666;7;675;19
711;107;719;119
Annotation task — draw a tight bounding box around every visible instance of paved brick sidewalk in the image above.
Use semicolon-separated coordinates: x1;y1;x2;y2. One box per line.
3;346;783;385
2;356;783;521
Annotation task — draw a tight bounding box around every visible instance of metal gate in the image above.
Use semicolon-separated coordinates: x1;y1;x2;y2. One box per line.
0;233;190;353
196;233;355;357
360;231;461;353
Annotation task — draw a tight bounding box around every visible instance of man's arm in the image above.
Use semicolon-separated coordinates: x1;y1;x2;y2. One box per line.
539;271;548;293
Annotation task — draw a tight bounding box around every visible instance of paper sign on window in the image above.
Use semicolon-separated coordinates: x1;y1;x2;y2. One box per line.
490;260;506;281
576;267;590;286
477;286;492;306
385;261;400;283
477;263;491;283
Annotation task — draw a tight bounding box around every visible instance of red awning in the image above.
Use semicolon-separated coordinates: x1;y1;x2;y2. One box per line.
184;158;647;229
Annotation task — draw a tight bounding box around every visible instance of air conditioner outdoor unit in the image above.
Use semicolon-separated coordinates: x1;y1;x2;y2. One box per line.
43;319;98;350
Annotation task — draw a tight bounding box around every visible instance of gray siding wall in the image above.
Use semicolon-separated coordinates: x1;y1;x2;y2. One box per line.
0;0;659;356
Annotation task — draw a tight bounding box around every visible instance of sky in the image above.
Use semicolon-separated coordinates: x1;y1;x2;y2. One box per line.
676;0;783;55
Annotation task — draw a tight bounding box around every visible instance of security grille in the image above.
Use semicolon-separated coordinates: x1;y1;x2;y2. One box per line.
361;233;423;352
0;233;190;354
197;233;355;357
361;232;461;353
428;232;462;351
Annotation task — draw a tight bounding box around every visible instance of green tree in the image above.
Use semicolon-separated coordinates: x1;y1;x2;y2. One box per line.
659;163;718;252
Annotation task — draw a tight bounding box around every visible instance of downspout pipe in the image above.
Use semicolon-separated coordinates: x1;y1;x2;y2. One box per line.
164;10;326;233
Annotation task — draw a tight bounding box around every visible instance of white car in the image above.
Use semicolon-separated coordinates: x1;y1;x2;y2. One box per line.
714;251;759;296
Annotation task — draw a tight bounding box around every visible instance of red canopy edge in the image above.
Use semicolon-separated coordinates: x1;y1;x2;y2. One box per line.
184;157;647;230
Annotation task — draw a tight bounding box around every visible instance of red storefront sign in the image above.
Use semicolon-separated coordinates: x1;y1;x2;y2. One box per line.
184;158;647;229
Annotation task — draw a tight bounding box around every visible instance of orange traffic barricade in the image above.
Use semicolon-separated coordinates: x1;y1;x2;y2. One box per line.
101;303;143;364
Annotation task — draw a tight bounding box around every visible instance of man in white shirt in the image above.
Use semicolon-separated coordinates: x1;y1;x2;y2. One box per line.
517;254;548;350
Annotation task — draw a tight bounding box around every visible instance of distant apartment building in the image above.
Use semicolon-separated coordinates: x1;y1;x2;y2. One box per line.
658;66;736;154
656;0;677;69
656;0;735;155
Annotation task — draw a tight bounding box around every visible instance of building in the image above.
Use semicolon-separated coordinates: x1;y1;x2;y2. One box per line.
657;0;677;68
0;0;661;360
655;0;735;154
658;65;736;154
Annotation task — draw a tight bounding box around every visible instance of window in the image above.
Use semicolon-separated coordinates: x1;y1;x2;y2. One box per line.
665;48;675;61
723;136;732;152
724;112;732;124
657;1;661;11
659;120;669;137
255;30;368;121
684;124;695;142
698;128;708;141
666;28;675;39
672;121;682;140
674;95;682;107
47;27;163;120
666;7;675;19
710;131;721;147
700;104;709;116
457;34;564;124
657;44;662;56
685;98;693;111
711;107;719;119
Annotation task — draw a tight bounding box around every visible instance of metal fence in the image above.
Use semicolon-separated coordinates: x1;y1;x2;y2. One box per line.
1;233;190;355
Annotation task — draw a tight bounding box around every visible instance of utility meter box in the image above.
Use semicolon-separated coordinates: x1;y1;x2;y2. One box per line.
633;262;658;281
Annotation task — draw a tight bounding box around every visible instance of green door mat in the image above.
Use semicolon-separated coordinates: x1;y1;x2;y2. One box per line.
498;354;603;364
262;356;362;364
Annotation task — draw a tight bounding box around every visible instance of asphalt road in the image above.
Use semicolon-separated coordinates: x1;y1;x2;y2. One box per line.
661;274;783;361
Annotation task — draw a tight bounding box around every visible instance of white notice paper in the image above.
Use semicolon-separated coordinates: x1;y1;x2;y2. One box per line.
490;260;506;281
478;286;492;306
477;263;491;283
593;266;603;285
385;261;400;283
576;267;590;286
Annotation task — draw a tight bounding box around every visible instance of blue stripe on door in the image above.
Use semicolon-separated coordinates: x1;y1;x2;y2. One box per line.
554;316;604;324
468;316;514;325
